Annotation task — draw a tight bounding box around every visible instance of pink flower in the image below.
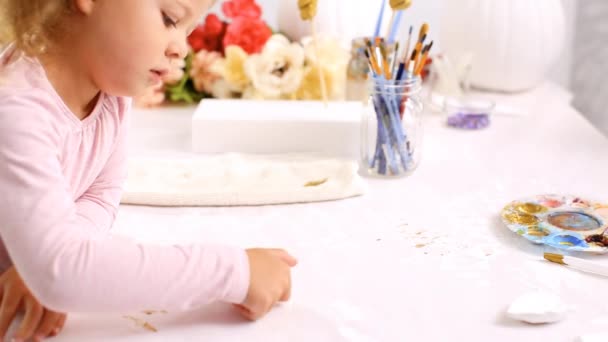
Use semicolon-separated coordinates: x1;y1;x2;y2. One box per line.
190;50;223;94
162;58;186;85
222;0;262;19
223;17;272;54
187;14;227;53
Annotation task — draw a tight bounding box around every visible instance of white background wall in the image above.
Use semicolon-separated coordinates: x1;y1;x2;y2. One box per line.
210;0;576;90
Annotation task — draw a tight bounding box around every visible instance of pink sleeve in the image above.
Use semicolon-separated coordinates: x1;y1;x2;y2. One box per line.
0;96;250;313
75;99;130;233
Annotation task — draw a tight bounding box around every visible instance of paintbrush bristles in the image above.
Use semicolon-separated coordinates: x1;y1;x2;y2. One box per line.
543;252;608;278
365;21;432;81
544;253;566;265
414;41;433;76
418;22;429;41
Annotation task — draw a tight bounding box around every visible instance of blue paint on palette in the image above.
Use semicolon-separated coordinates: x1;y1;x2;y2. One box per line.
546;234;589;249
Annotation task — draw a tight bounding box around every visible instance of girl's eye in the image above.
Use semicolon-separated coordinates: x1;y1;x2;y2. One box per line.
162;12;178;28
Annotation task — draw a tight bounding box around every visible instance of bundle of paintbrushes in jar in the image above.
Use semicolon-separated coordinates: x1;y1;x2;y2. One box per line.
360;21;433;178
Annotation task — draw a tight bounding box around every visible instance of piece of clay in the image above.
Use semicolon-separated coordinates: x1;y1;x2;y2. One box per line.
506;292;569;324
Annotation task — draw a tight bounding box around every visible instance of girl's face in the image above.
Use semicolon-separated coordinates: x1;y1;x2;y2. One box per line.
77;0;212;97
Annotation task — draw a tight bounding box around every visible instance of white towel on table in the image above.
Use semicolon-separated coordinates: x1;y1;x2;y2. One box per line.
121;154;367;207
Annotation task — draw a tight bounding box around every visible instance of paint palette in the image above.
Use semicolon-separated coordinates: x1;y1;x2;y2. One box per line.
501;195;608;253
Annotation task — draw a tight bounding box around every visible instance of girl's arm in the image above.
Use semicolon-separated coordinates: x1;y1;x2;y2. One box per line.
0;95;250;313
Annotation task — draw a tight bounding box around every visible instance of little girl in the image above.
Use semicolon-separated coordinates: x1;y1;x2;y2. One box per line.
0;0;296;341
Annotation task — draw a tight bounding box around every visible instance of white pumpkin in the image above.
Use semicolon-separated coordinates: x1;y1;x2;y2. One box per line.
277;1;381;45
440;0;566;92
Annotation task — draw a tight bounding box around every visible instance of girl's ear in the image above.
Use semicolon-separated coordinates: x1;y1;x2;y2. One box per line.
72;0;96;15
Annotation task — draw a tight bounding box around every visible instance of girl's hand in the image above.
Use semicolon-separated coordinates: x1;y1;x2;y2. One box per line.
236;249;297;321
0;266;67;341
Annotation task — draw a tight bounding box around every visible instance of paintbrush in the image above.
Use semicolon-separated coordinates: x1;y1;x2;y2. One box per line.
417;22;429;42
386;0;412;41
405;42;418;72
374;0;387;38
364;39;382;75
413;34;425;69
544;253;608;278
414;41;433;76
298;0;327;105
379;44;392;79
400;25;413;63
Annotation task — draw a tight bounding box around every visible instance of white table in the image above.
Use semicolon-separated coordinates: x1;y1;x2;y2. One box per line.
54;83;608;341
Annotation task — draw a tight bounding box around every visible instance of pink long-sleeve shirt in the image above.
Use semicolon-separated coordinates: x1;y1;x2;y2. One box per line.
0;48;249;313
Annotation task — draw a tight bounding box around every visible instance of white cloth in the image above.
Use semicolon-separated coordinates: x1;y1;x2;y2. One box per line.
121;154;367;206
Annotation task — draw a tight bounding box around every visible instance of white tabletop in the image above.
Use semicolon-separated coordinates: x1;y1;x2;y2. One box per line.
53;83;608;342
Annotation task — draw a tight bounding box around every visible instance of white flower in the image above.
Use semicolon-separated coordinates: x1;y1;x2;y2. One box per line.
209;79;242;99
212;45;251;93
301;35;350;73
244;34;305;99
298;35;350;100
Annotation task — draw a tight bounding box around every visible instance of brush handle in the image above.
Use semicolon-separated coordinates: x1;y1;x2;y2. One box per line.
374;0;387;38
311;23;328;105
566;257;608;278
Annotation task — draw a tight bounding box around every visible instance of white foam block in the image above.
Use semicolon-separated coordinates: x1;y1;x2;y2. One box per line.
192;99;362;158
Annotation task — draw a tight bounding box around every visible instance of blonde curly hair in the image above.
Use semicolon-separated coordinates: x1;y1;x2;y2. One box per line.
0;0;71;56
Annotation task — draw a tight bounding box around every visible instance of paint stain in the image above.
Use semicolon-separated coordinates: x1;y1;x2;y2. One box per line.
142;310;168;315
415;244;426;248
547;211;601;231
305;178;328;187
123;316;158;332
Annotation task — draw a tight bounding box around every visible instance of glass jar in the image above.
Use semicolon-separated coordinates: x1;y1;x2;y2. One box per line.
360;76;424;178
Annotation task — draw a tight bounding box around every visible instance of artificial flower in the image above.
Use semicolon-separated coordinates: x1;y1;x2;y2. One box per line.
243;34;305;99
223;16;272;54
188;14;227;53
163;58;186;85
295;64;335;101
210;79;244;99
212;45;250;92
190;49;223;94
222;0;262;19
298;35;350;100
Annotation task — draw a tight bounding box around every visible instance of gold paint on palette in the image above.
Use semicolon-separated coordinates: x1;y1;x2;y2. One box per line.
527;226;550;237
516;203;548;215
305;178;328;187
503;211;539;226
